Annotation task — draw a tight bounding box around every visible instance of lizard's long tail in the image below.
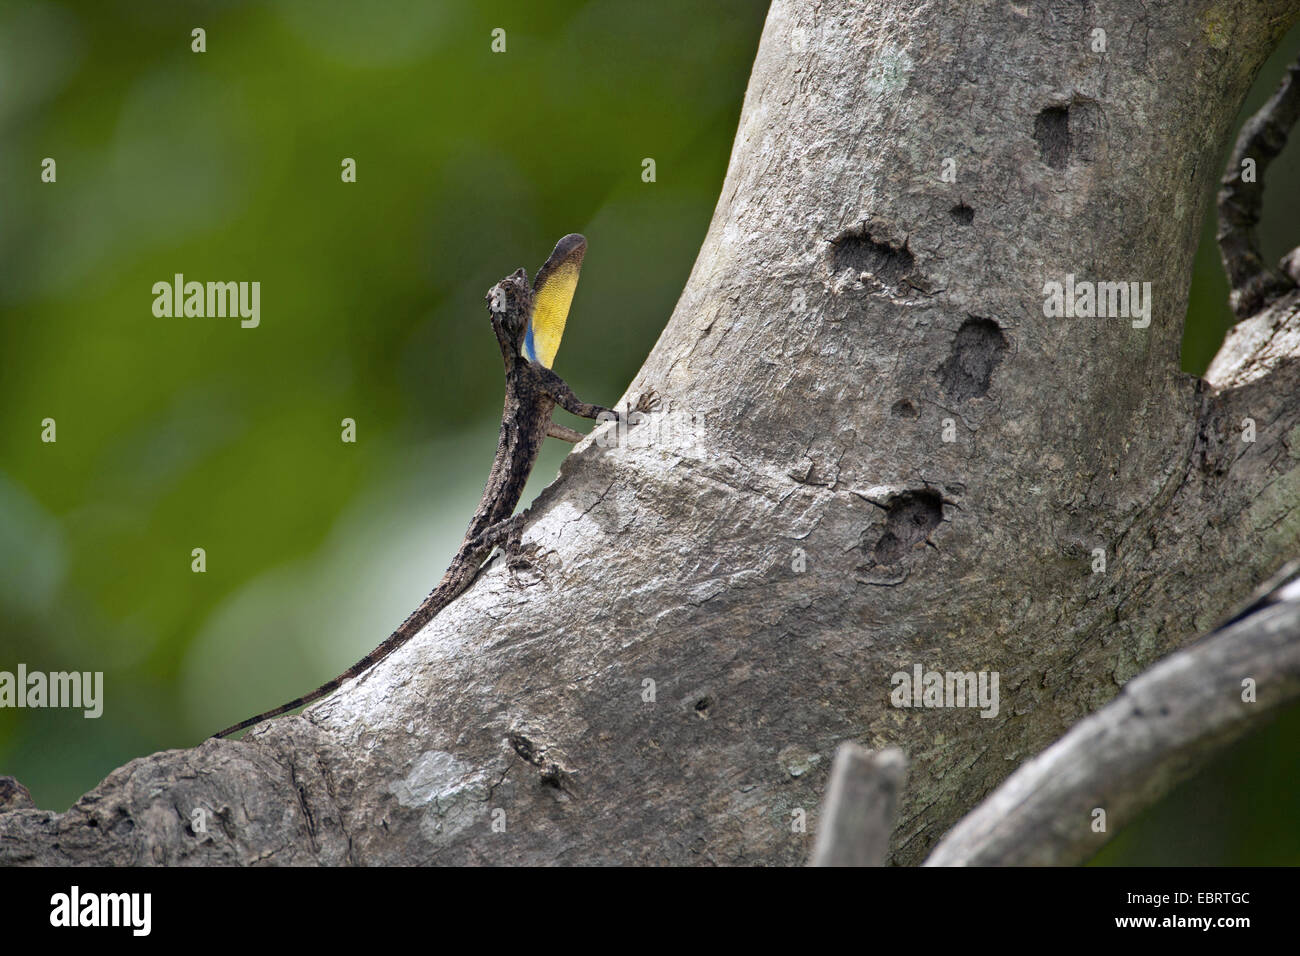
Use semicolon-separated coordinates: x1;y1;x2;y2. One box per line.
211;533;495;739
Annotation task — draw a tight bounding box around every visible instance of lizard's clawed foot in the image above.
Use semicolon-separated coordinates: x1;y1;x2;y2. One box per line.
498;513;545;588
505;543;546;588
632;388;660;417
608;389;659;430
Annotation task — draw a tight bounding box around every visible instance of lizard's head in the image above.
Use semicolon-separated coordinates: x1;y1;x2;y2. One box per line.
485;267;533;361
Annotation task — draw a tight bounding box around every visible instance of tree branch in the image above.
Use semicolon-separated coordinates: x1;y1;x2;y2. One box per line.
808;745;907;866
1217;52;1300;318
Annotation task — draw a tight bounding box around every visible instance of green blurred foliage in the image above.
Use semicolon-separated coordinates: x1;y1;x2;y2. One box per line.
0;1;1295;864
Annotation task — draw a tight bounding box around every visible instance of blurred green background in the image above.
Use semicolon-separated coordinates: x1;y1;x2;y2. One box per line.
0;1;1296;864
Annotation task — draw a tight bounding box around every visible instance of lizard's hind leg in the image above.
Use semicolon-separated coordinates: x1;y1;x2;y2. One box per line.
466;512;540;585
546;421;585;443
502;513;529;572
501;512;546;587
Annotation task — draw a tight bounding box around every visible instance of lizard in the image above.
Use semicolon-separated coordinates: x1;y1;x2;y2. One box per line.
213;233;626;738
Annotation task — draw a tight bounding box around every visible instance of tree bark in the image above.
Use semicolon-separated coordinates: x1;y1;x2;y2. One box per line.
4;0;1300;865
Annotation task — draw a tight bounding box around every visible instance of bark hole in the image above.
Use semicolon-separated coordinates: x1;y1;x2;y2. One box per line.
934;317;1008;400
871;491;944;565
830;225;915;285
950;202;974;225
509;732;540;763
1034;105;1071;168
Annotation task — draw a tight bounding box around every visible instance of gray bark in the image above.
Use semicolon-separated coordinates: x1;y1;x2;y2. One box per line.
4;0;1300;865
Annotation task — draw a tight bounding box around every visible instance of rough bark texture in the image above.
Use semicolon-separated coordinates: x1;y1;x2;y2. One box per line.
4;0;1300;865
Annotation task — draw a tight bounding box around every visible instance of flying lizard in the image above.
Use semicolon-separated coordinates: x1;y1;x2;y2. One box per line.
214;234;625;738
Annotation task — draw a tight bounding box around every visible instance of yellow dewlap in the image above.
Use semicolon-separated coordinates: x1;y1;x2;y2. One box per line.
527;259;580;368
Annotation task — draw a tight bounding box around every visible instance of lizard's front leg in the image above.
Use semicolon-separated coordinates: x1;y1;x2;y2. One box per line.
542;371;660;424
536;367;617;422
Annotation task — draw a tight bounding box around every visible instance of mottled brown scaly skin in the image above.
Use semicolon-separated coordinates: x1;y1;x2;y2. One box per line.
213;257;616;739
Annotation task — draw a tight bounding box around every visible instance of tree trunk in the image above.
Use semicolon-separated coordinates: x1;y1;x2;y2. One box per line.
4;0;1300;865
